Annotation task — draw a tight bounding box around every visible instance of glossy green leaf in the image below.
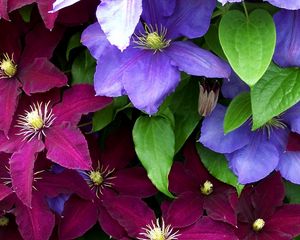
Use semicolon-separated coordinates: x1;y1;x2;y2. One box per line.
251;63;300;130
219;9;276;86
19;5;33;23
133;116;175;198
169;79;200;153
71;50;95;85
196;144;244;195
204;24;227;60
66;32;82;61
224;92;251;134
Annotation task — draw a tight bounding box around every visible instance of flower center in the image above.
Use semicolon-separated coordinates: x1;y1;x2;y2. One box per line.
16;102;56;141
252;218;265;232
0;216;9;227
89;171;103;186
133;24;171;53
0;53;17;78
200;180;213;195
263;116;287;138
138;218;180;240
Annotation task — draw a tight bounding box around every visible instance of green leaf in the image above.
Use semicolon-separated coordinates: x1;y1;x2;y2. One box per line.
66;32;82;61
251;63;300;130
19;5;33;23
224;92;251;134
196;143;244;195
219;9;276;86
285;181;300;204
71;50;96;85
92;96;129;132
133;116;175;198
169;79;200;153
204;24;227;60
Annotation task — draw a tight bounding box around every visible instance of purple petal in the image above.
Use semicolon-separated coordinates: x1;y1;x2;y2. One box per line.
51;0;80;12
283;102;300;134
96;0;142;51
286;132;300;151
0;0;8;20
180;217;238;240
166;192;203;228
112;167;157;198
81;23;112;60
229;133;280;184
59;196;98;240
278;151;300;184
15;192;55;240
0;184;12;201
123;51;180;114
221;72;249;99
0;79;21;136
165;0;215;39
98;204;128;239
45;125;92;170
200;104;251;154
266;0;300;10
273;10;300;67
10;140;44;207
102;195;155;238
46;193;70;215
53;84;112;125
19;58;68;95
166;41;231;78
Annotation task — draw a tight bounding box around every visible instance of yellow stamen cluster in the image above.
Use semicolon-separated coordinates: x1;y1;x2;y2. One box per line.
0;53;17;78
26;110;44;130
200;180;214;195
89;170;104;186
252;218;265;232
0;216;9;227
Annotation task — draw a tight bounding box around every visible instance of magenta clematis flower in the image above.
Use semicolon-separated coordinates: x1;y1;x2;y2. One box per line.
82;0;230;114
58;127;157;240
103;195;238;240
0;20;67;135
236;172;300;239
0;84;111;207
0;153;92;240
168;141;238;227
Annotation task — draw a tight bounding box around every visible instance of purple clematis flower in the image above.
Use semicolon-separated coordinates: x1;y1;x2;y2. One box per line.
82;0;231;114
218;0;300;10
103;195;238;240
0;84;111;207
236;172;300;239
0;20;67;136
58;127;157;240
168;141;238;227
273;9;300;68
200;73;300;184
51;0;143;51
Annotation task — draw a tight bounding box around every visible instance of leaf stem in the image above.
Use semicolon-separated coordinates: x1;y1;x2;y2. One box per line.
242;1;249;20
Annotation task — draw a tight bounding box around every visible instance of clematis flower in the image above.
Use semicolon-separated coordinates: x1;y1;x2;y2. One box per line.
236;172;300;239
0;152;92;240
168;141;238;227
0;21;67;135
82;0;231;114
51;0;143;51
218;0;300;10
0;84;111;207
58;127;156;240
273;9;300;68
103;195;238;240
200;73;300;184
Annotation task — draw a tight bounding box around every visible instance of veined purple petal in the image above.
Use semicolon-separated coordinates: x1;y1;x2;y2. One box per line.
228;133;280;184
50;0;80;12
123;51;180;114
278;151;300;184
221;72;249;99
45;125;92;170
10;140;44;207
273;10;300;67
53;84;112;125
283;102;300;134
200;104;251;154
81;23;113;60
266;0;300;10
15;192;55;240
166;41;231;78
96;0;142;51
59;196;98;240
165;0;215;39
0;184;12;201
